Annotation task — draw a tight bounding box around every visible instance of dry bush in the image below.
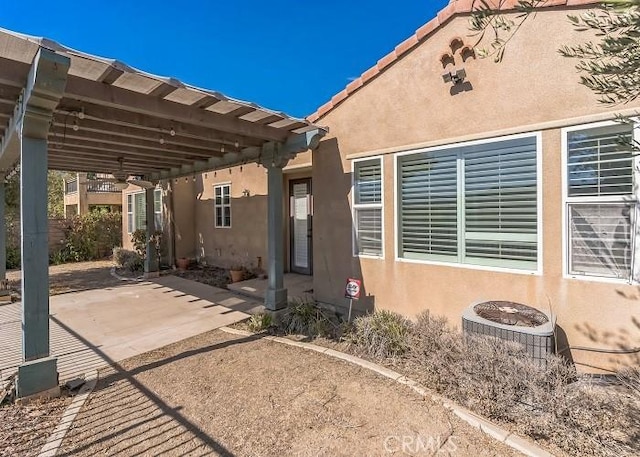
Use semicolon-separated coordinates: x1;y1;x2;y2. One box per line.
401;311;639;457
280;298;334;337
617;366;640;397
348;310;412;359
112;247;143;272
524;381;640;457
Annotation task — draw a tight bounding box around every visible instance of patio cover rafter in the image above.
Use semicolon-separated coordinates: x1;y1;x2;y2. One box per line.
0;28;325;178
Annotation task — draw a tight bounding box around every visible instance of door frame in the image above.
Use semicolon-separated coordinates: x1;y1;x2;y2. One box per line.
289;178;313;275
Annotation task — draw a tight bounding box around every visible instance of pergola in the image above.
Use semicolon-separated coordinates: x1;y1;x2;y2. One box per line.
0;28;325;397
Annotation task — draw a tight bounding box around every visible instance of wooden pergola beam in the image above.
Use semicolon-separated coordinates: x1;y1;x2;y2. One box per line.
49;117;262;152
64;75;289;142
54;102;265;148
48;146;189;169
48;128;221;159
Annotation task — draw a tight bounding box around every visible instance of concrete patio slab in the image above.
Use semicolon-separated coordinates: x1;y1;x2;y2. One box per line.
0;276;258;382
228;273;313;302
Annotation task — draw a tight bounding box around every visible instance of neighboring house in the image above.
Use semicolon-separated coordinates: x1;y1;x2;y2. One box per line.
63;173;122;217
127;0;639;373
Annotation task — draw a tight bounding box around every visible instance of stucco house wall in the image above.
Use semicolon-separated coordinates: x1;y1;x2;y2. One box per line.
310;6;640;373
193;164;268;269
189;155;313;271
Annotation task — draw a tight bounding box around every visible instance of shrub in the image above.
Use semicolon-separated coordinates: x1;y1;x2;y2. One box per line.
49;249;73;265
6;245;20;269
247;313;273;332
113;247;143;272
617;366;640;397
348;310;412;359
131;229;147;258
280;298;333;337
61;211;122;262
404;311;639;457
131;229;163;264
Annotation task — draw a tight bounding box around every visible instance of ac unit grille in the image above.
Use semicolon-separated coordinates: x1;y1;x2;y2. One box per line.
462;302;555;365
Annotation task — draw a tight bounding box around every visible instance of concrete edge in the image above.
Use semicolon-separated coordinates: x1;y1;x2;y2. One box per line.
37;369;99;457
219;326;554;457
110;267;144;282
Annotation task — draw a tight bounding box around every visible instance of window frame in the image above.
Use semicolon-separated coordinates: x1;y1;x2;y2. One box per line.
214;183;232;228
393;132;543;275
126;188;163;234
352;156;385;259
561;120;640;284
154;188;163;230
126;193;134;234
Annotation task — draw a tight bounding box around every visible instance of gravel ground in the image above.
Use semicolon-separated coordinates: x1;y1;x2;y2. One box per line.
0;395;70;457
58;329;521;457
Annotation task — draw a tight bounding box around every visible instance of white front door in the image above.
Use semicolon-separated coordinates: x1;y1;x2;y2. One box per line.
290;179;312;275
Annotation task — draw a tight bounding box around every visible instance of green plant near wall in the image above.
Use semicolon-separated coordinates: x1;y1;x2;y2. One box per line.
51;210;123;263
247;313;273;332
131;229;147;258
6;245;20;270
131;229;163;267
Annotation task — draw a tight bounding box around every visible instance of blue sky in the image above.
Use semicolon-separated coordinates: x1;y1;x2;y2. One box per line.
0;0;450;118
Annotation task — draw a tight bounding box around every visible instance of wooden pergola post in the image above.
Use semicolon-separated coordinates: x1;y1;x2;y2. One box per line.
0;49;70;398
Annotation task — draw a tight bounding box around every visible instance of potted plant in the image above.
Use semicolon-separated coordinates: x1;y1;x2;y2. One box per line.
229;264;244;283
176;257;190;271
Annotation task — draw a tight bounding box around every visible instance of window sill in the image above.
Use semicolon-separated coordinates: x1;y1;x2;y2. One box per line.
564;274;634;285
395;257;541;276
354;254;384;260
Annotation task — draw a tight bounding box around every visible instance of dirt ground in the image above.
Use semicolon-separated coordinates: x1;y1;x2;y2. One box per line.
7;260;121;296
58;329;521;457
0;395;70;457
5;259;237;298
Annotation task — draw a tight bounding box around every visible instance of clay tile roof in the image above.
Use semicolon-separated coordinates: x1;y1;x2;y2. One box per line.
306;0;602;123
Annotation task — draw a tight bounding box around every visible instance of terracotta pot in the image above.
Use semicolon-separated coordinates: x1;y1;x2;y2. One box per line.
176;258;190;271
229;269;244;283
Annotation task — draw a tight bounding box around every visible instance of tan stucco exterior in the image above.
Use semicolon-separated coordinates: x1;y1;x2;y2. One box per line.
194;165;268;269
310;9;640;373
132;5;638;373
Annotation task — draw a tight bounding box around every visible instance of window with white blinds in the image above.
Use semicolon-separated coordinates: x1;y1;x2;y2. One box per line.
397;135;539;270
126;189;163;233
567;124;633;197
353;158;383;257
464;137;538;269
566;123;635;280
398;150;458;261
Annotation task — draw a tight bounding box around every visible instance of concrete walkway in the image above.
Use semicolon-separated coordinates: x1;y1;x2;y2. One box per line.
0;276;258;382
228;273;313;301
